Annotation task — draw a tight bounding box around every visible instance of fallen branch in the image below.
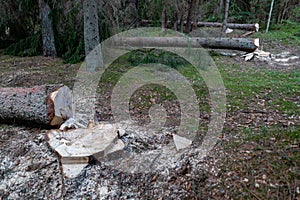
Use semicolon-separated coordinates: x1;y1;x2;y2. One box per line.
239;31;255;38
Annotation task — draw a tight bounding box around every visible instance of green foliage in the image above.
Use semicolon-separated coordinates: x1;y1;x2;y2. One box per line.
50;1;85;63
5;33;42;56
218;59;300;116
0;0;39;40
291;6;300;22
51;1;111;63
138;0;163;25
254;21;300;45
98;11;112;42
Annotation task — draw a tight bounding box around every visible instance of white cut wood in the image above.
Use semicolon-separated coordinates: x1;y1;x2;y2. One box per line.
62;163;88;179
225;28;233;34
46;123;125;178
97;140;125;162
173;134;193;150
243;49;271;61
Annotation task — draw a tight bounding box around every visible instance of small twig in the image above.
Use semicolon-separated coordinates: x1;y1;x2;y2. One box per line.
149;152;162;171
34;160;56;171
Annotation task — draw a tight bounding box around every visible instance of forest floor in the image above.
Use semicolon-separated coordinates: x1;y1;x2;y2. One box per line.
0;35;299;199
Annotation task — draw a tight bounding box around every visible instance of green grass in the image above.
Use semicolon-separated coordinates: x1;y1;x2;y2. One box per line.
253;21;300;46
218;62;300;116
243;125;300;144
99;49;210;109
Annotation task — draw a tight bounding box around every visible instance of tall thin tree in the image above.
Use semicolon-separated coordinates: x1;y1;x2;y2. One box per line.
129;0;138;27
192;0;200;30
161;5;167;32
266;0;275;33
83;0;101;72
39;0;57;57
222;0;230;33
173;0;179;31
185;0;196;33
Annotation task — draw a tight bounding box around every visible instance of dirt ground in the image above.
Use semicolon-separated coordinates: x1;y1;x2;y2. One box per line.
0;39;299;199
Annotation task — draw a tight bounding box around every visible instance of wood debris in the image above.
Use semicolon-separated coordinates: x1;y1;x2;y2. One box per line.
46;123;125;178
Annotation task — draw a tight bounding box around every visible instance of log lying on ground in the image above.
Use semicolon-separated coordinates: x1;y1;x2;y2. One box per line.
195;22;259;32
0;84;72;126
114;37;259;53
141;20;259;32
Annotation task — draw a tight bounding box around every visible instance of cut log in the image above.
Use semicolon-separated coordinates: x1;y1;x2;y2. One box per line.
0;84;72;126
141;20;259;32
197;22;259;32
114;37;259;52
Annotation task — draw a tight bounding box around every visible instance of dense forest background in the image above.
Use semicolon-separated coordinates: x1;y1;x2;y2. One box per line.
0;0;299;63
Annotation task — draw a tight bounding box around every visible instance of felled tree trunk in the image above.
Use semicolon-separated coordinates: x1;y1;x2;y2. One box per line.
114;37;259;52
140;20;259;32
196;22;259;32
0;84;72;126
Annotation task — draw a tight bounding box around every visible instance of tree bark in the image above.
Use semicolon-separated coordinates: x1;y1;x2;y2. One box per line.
141;20;259;31
184;0;196;33
192;0;200;30
196;22;259;32
39;0;57;57
114;37;259;52
161;6;167;31
83;0;100;56
222;0;230;33
173;0;179;31
0;85;73;126
129;0;139;27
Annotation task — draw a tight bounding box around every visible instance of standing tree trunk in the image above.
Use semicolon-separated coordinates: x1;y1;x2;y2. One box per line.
161;6;167;32
184;0;196;33
73;0;102;126
83;0;100;57
266;0;275;33
129;0;139;27
219;0;224;18
222;0;230;33
173;0;179;31
192;0;200;30
83;0;101;72
39;0;57;57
